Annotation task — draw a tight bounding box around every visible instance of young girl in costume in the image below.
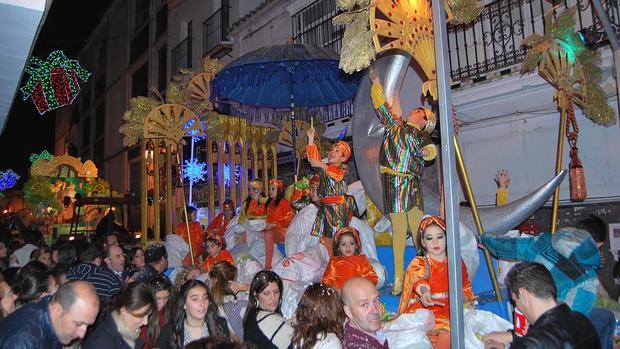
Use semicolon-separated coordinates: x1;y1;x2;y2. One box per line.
207;199;236;237
263;178;293;270
321;227;378;290
176;206;205;266
202;234;235;273
239;180;268;224
306;128;358;257
398;216;475;349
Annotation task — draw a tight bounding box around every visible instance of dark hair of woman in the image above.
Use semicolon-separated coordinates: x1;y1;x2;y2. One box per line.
114;282;159;346
147;275;174;344
290;283;345;349
14;272;50;305
265;187;285;208
170;279;229;349
208;261;237;306
127;246;145;269
30;247;52;263
243;270;283;326
18;261;47;278
185;336;255;349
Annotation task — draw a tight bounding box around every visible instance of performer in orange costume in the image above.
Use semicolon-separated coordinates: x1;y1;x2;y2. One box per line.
239;180;268;224
398;216;475;349
321;227;378;290
202;234;234;272
206;199;236;237
175;206;205;266
263;178;293;270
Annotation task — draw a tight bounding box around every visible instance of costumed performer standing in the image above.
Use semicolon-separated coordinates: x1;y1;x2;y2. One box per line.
176;205;205;266
306;127;358;257
369;68;437;295
207;199;237;237
398;215;475;349
263;178;293;270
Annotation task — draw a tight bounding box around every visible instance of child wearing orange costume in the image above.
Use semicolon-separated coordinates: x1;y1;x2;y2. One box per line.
321;227;378;290
263;178;293;270
206;199;236;237
238;180;268;224
175;206;205;266
398;216;475;349
202;234;235;272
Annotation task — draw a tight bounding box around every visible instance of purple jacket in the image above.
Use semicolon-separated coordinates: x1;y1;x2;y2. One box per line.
343;320;389;349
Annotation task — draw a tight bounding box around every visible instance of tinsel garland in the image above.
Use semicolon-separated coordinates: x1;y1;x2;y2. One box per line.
24;176;60;211
119;96;161;147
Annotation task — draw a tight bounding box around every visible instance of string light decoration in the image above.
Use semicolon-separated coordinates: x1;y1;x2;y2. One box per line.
183;159;208;183
223;164;241;187
0;170;20;191
21;50;91;115
29;150;54;164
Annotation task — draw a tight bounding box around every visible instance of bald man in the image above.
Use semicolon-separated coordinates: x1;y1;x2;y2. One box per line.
341;277;389;349
0;280;100;348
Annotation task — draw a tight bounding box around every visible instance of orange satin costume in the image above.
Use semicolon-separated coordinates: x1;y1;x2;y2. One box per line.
239;199;267;224
265;198;293;242
176;221;204;266
202;249;234;272
321;255;378;290
206;213;232;237
398;256;474;335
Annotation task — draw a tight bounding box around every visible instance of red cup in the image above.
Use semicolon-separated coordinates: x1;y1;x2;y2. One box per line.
513;308;529;337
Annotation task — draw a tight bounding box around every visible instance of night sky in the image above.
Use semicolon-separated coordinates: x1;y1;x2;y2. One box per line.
0;0;112;187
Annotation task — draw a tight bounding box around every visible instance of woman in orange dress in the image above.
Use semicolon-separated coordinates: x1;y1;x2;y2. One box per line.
206;199;236;237
202;234;235;272
321;227;378;290
175;206;205;267
398;216;475;349
263;178;293;270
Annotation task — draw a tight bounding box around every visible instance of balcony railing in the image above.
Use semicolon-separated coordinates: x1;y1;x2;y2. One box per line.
203;7;231;57
292;0;619;85
448;0;620;82
171;37;192;75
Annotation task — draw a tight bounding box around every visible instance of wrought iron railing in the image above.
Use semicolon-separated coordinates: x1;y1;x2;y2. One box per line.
448;0;620;82
203;7;230;55
171;37;192;74
291;0;619;83
292;0;345;54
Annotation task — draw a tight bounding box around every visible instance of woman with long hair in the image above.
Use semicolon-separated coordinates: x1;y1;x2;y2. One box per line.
85;282;158;349
127;247;146;272
243;270;292;349
290;283;345;349
159;279;229;349
140;275;174;349
209;261;248;338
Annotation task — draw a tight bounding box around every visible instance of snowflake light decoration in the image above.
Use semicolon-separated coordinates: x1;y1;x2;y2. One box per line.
196;206;207;221
183;159;207;182
223;164;241;187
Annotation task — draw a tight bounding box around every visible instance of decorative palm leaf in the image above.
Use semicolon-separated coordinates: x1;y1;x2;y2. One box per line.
119;96;161;147
144;104;206;145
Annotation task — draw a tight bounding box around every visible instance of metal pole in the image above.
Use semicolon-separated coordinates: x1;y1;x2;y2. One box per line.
454;136;503;302
176;151;195;266
590;0;620;127
140;140;148;244
189;136;195;205
550;104;567;233
432;0;464;346
290;71;298;181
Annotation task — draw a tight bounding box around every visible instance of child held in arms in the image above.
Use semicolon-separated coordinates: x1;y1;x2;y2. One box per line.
202;234;234;273
306;127;358;257
262;178;293;270
398;216;475;349
322;227;378;291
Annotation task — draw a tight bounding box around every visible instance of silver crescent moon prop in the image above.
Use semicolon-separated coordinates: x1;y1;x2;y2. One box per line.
352;52;566;236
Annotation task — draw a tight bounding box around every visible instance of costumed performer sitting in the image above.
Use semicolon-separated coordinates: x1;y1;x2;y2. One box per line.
175;205;205;266
263;178;293;270
370;67;437;296
306;127;358;257
322;227;378;291
202;233;235;273
398;215;475;349
237;180;268;244
207;199;237;237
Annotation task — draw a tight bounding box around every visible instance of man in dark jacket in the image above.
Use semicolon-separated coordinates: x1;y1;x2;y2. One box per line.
0;280;100;348
483;262;600;349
